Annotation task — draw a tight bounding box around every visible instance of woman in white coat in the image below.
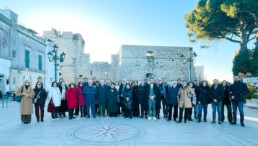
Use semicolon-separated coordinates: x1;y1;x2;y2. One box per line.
47;81;61;120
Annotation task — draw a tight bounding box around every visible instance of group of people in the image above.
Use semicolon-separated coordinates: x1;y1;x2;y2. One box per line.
15;75;250;127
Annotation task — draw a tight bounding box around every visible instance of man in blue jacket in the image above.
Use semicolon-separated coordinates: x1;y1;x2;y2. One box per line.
97;80;108;117
230;75;250;127
82;80;97;118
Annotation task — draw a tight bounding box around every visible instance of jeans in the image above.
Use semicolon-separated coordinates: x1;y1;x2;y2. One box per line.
168;104;178;120
221;104;232;123
212;101;222;121
194;104;199;118
98;102;106;116
232;101;244;124
86;102;95;116
68;109;74;119
34;104;45;121
148;99;156;117
198;104;208;119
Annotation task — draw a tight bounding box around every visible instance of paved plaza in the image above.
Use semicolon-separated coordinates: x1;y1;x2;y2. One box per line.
0;100;258;146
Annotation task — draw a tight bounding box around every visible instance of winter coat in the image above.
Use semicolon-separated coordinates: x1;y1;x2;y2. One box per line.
167;86;180;105
137;85;148;110
178;86;194;108
16;84;35;115
107;87;118;113
66;88;78;109
97;85;108;103
82;86;97;104
48;87;61;107
33;88;47;105
198;85;211;104
59;85;68;112
210;85;224;102
230;81;250;102
123;88;132;104
222;85;231;105
76;87;85;106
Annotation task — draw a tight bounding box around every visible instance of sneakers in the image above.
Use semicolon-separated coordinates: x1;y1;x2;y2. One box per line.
148;117;152;120
153;117;157;120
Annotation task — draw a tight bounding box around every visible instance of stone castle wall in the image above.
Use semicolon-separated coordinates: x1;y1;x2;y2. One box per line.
44;30;196;84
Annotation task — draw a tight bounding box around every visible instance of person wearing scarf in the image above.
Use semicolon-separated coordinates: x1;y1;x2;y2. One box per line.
33;82;47;122
16;80;35;124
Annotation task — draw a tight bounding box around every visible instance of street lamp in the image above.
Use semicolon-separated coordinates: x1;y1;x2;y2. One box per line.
180;47;197;82
47;44;66;82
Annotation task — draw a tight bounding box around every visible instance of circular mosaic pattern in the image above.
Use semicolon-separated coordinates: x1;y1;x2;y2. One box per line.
67;124;140;144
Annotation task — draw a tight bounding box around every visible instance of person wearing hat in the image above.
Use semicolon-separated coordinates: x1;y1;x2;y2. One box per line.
16;80;35;124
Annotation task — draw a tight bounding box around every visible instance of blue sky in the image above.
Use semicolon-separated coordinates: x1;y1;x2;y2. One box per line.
1;0;254;82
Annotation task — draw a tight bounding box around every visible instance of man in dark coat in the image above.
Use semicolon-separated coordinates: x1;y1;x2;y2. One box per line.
82;80;98;118
146;78;161;120
118;79;127;114
230;76;250;126
161;77;169;118
137;80;148;119
197;81;210;122
167;81;179;121
210;79;224;124
97;80;108;117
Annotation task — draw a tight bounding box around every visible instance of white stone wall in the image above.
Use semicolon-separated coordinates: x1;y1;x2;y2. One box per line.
0;57;11;93
117;45;196;82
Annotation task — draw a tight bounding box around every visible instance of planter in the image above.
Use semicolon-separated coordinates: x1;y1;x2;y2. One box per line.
246;99;258;109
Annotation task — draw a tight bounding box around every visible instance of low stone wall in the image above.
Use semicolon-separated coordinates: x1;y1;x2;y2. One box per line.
246;99;258;109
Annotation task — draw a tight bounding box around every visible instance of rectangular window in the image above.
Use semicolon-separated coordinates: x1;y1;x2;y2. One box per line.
38;55;42;71
25;50;30;68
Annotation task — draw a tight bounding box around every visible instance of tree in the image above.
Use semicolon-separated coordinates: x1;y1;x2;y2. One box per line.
252;40;258;76
185;0;258;52
232;48;253;75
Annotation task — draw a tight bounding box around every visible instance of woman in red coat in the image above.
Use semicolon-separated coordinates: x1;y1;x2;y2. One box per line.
66;83;78;120
76;81;85;117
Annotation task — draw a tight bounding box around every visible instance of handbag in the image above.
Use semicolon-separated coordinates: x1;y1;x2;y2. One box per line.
33;90;42;104
14;87;23;102
47;98;55;113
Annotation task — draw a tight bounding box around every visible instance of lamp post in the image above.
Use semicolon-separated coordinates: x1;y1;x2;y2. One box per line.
47;44;66;82
180;47;197;82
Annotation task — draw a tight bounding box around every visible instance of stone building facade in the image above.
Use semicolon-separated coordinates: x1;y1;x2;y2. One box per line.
116;45;196;82
44;29;196;84
0;9;56;92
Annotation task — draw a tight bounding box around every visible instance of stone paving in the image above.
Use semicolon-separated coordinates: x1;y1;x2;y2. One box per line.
0;100;258;146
